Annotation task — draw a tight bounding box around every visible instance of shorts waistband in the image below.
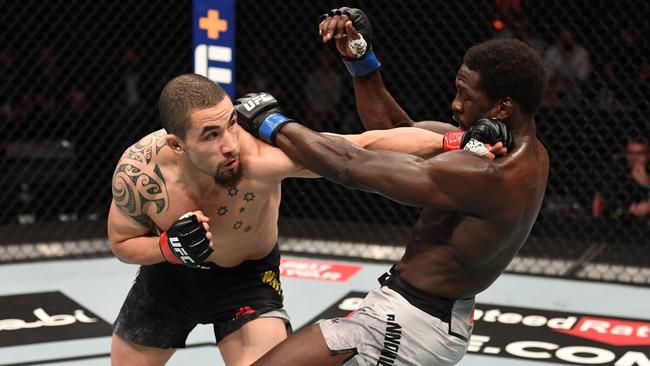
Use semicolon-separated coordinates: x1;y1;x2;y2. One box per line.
192;243;280;275
378;267;456;323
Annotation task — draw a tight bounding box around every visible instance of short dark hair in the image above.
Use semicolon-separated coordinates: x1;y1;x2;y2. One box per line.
628;135;648;146
159;74;227;139
463;39;547;116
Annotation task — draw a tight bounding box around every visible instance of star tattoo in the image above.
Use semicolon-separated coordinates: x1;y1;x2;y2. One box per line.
227;186;239;197
243;192;255;202
233;220;243;230
239;207;246;214
216;206;228;216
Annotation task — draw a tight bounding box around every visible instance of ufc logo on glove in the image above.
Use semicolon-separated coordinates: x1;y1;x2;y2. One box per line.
168;237;195;264
242;93;275;112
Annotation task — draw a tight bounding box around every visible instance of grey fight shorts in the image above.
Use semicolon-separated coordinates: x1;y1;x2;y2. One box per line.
319;269;474;365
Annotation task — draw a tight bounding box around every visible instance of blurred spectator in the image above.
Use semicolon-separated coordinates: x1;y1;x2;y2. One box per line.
592;63;626;112
635;62;650;114
494;12;546;56
543;26;592;109
36;47;62;105
65;86;90;140
36;47;62;98
603;136;650;220
302;49;343;131
28;47;62;139
64;85;106;218
0;49;17;124
591;25;644;113
544;26;591;82
122;48;144;118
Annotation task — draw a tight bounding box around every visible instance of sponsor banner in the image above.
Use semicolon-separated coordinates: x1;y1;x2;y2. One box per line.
0;291;112;347
193;0;235;98
470;303;650;365
280;258;362;282
306;291;650;365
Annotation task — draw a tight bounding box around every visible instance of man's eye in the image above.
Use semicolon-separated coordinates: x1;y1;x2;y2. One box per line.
206;132;219;140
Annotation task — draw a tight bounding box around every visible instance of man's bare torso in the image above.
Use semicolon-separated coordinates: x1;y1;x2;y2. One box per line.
396;136;549;298
121;129;283;267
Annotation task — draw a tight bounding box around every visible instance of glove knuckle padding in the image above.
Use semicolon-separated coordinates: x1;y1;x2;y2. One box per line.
235;93;281;135
347;8;373;46
170;215;200;235
320;10;336;23
338;7;373;59
234;92;293;145
166;214;213;264
464;118;513;150
320;7;374;56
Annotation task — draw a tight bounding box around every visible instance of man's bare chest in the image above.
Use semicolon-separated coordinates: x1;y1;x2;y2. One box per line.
149;180;279;234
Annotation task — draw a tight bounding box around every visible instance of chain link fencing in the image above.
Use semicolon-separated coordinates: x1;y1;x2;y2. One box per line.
1;0;648;284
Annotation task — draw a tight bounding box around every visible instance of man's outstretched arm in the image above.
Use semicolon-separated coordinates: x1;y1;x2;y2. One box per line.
335;127;443;159
234;92;510;212
275;123;505;214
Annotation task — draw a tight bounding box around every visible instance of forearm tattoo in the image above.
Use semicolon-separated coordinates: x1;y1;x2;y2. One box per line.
112;131;169;227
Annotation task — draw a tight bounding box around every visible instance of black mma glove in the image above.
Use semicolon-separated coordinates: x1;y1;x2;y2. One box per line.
234;92;294;145
159;213;213;268
320;7;380;77
443;118;513;153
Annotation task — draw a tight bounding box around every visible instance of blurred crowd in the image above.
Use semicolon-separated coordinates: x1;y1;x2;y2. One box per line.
0;0;648;238
490;5;650;228
0;47;153;222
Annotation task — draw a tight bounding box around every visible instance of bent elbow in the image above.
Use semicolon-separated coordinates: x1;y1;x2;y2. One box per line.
109;241;136;264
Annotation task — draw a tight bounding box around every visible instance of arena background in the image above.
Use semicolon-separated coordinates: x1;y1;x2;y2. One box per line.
0;0;648;285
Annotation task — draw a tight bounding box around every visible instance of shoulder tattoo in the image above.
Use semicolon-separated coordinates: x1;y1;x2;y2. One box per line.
112;132;170;227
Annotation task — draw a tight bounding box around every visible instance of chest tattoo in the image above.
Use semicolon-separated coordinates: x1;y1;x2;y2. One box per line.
227;186;239;197
243;192;255;202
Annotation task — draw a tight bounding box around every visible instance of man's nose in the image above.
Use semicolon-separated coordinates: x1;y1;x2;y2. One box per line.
221;130;237;155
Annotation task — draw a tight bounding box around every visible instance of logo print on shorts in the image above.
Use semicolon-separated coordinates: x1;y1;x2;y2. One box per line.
261;270;283;299
377;314;402;366
234;305;255;319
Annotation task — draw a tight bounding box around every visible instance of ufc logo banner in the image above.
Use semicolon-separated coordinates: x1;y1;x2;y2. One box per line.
193;0;236;98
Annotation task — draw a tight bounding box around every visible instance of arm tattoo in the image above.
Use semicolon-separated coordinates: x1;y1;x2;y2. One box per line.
112;132;170;227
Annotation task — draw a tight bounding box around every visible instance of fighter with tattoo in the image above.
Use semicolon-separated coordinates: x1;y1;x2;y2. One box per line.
108;74;507;366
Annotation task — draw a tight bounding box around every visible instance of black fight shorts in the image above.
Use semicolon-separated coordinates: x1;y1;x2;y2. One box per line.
113;244;288;349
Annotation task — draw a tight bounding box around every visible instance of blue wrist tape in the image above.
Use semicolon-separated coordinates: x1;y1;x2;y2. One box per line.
342;50;381;77
259;112;291;144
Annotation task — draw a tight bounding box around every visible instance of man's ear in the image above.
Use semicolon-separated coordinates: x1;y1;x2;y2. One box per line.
166;134;184;154
493;97;514;120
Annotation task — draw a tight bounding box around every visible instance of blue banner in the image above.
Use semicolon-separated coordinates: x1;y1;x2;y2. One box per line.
193;0;236;98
